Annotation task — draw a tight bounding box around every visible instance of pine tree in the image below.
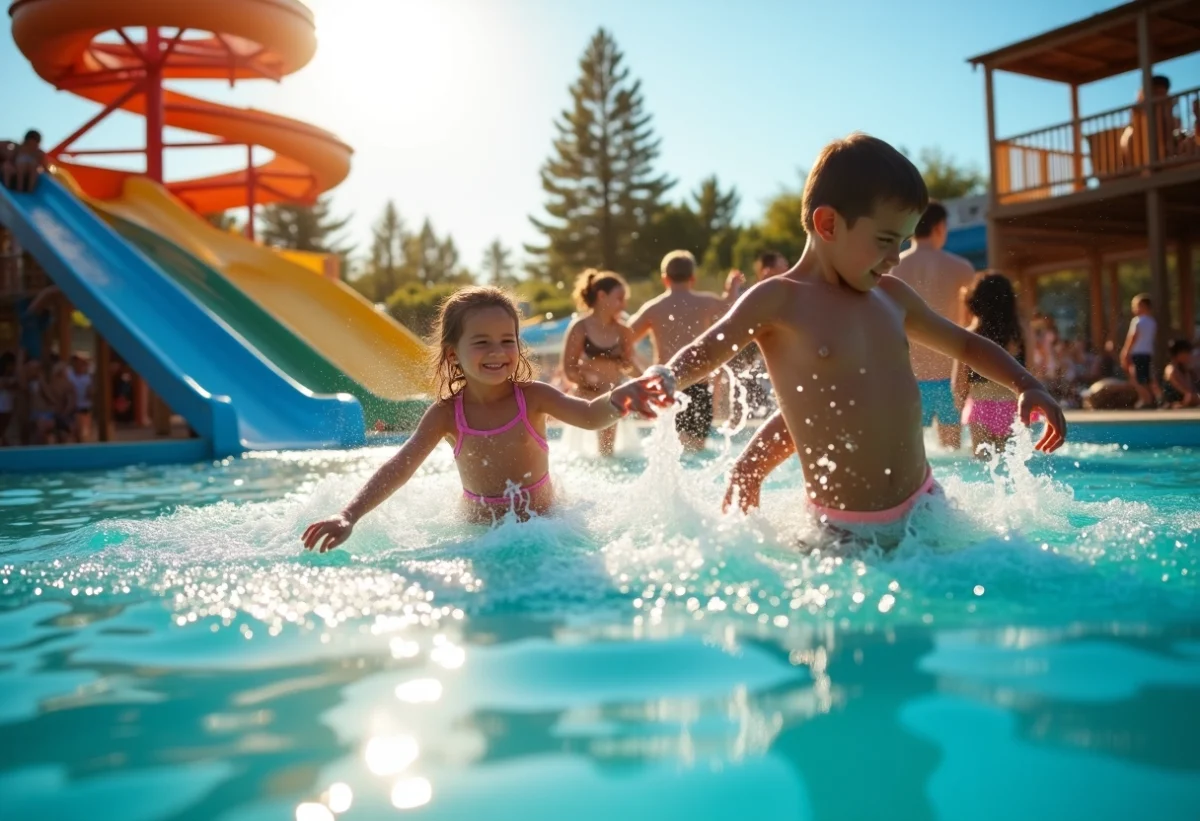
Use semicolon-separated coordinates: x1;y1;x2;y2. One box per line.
693;175;740;249
481;239;515;286
527;28;673;282
257;195;353;255
368;200;407;300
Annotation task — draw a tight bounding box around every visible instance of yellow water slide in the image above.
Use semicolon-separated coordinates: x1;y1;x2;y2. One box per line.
105;179;429;401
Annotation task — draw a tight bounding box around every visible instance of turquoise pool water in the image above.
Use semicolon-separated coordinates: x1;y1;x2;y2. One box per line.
1;425;1198;820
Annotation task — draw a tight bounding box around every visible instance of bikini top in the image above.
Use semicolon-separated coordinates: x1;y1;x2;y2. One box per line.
582;335;624;361
452;383;549;458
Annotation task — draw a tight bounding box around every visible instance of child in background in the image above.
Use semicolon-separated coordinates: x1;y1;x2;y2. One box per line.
1121;293;1159;408
5;130;48;193
631;132;1065;524
951;273;1028;456
48;362;77;443
561;270;643;456
1162;339;1198;408
303;287;666;550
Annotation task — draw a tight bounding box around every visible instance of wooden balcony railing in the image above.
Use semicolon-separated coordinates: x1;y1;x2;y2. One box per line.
993;85;1200;204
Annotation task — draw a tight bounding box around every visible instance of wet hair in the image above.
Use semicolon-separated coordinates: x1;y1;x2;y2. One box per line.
572;268;627;310
914;201;948;238
755;250;784;272
1169;338;1193;358
1152;75;1170;92
802;132;928;231
429;286;534;398
966;272;1023;352
1132;293;1152;311
23;130;41;144
661;250;696;283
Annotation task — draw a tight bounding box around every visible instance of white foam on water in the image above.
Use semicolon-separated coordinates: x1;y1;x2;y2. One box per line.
1;410;1196;643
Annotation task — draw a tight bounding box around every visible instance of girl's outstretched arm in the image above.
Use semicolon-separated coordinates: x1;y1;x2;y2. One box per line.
723;411;795;512
524;380;665;431
302;402;451;552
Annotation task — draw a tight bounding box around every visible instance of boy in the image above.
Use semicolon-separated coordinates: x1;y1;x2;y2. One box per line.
1120;294;1159;408
890;201;977;450
629;250;743;452
639;133;1066;524
1162;339;1198;408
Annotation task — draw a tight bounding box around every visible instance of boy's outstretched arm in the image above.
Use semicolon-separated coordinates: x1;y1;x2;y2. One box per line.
657;282;778;393
881;277;1067;453
724;411;795;512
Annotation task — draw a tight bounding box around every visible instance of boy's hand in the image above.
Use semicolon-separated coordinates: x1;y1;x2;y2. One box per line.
302;514;354;553
1019;388;1067;453
610;378;670;419
723;462;764;513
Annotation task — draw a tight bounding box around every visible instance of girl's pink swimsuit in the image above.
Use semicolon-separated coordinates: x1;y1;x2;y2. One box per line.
453;384;550;505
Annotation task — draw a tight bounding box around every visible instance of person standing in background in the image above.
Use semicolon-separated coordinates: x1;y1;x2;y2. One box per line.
890;202;977;449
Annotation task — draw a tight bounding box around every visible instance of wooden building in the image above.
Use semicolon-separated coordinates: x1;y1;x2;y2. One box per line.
968;0;1199;350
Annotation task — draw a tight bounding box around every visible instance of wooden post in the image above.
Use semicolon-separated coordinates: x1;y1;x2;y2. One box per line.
1137;10;1158;169
134;375;150;427
1178;236;1194;338
984;66;1001;269
1088;251;1105;350
1106;261;1122;344
95;336;112;442
1071;83;1083;190
56;297;72;362
151;393;171;436
1147;188;1169;364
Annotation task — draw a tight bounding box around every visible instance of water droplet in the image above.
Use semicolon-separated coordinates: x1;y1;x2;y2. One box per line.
817;345;830;358
973;585;985;596
716;333;725;341
668;314;675;321
859;367;867;374
796;385;803;392
884;468;891;475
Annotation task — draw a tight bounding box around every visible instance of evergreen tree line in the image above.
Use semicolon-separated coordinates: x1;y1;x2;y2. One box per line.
208;27;985;328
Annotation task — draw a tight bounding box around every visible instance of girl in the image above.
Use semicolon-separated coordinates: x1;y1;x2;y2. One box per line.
952;273;1028;456
303;287;666;551
561;270;642;456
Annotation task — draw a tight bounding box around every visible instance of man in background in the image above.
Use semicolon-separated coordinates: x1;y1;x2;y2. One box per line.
891;201;977;449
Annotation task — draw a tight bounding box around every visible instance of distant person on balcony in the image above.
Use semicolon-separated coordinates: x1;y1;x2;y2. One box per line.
1121;75;1184;167
1161;339;1198;408
890;201;976;449
3;130;49;193
1120;293;1160;408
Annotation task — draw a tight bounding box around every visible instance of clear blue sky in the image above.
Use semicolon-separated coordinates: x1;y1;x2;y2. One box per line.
2;0;1197;274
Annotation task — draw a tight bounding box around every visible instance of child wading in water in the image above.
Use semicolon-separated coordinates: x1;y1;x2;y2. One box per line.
951;272;1028;456
634;133;1066;526
303;287;666;551
562;270;643;456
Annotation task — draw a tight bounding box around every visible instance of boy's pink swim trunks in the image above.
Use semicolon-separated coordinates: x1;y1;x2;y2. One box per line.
809;465;939;526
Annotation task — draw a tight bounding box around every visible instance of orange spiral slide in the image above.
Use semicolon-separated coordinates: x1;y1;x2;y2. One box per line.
9;0;349;210
8;0;430;404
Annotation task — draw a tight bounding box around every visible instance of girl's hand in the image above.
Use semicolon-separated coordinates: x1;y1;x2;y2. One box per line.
610;379;670;419
302;513;355;553
1018;388;1067;453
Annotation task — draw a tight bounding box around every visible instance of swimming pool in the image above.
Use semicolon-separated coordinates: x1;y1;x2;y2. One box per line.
1;425;1198;820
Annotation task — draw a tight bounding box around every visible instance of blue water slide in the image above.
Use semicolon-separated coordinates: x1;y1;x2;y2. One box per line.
0;178;364;456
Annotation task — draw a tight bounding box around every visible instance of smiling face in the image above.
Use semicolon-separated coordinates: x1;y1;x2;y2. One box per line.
814;201;922;293
449;306;521;388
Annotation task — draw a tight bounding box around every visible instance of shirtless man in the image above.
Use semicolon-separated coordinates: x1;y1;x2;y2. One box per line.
890;201;976;449
629;250;743;451
4;131;48;193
